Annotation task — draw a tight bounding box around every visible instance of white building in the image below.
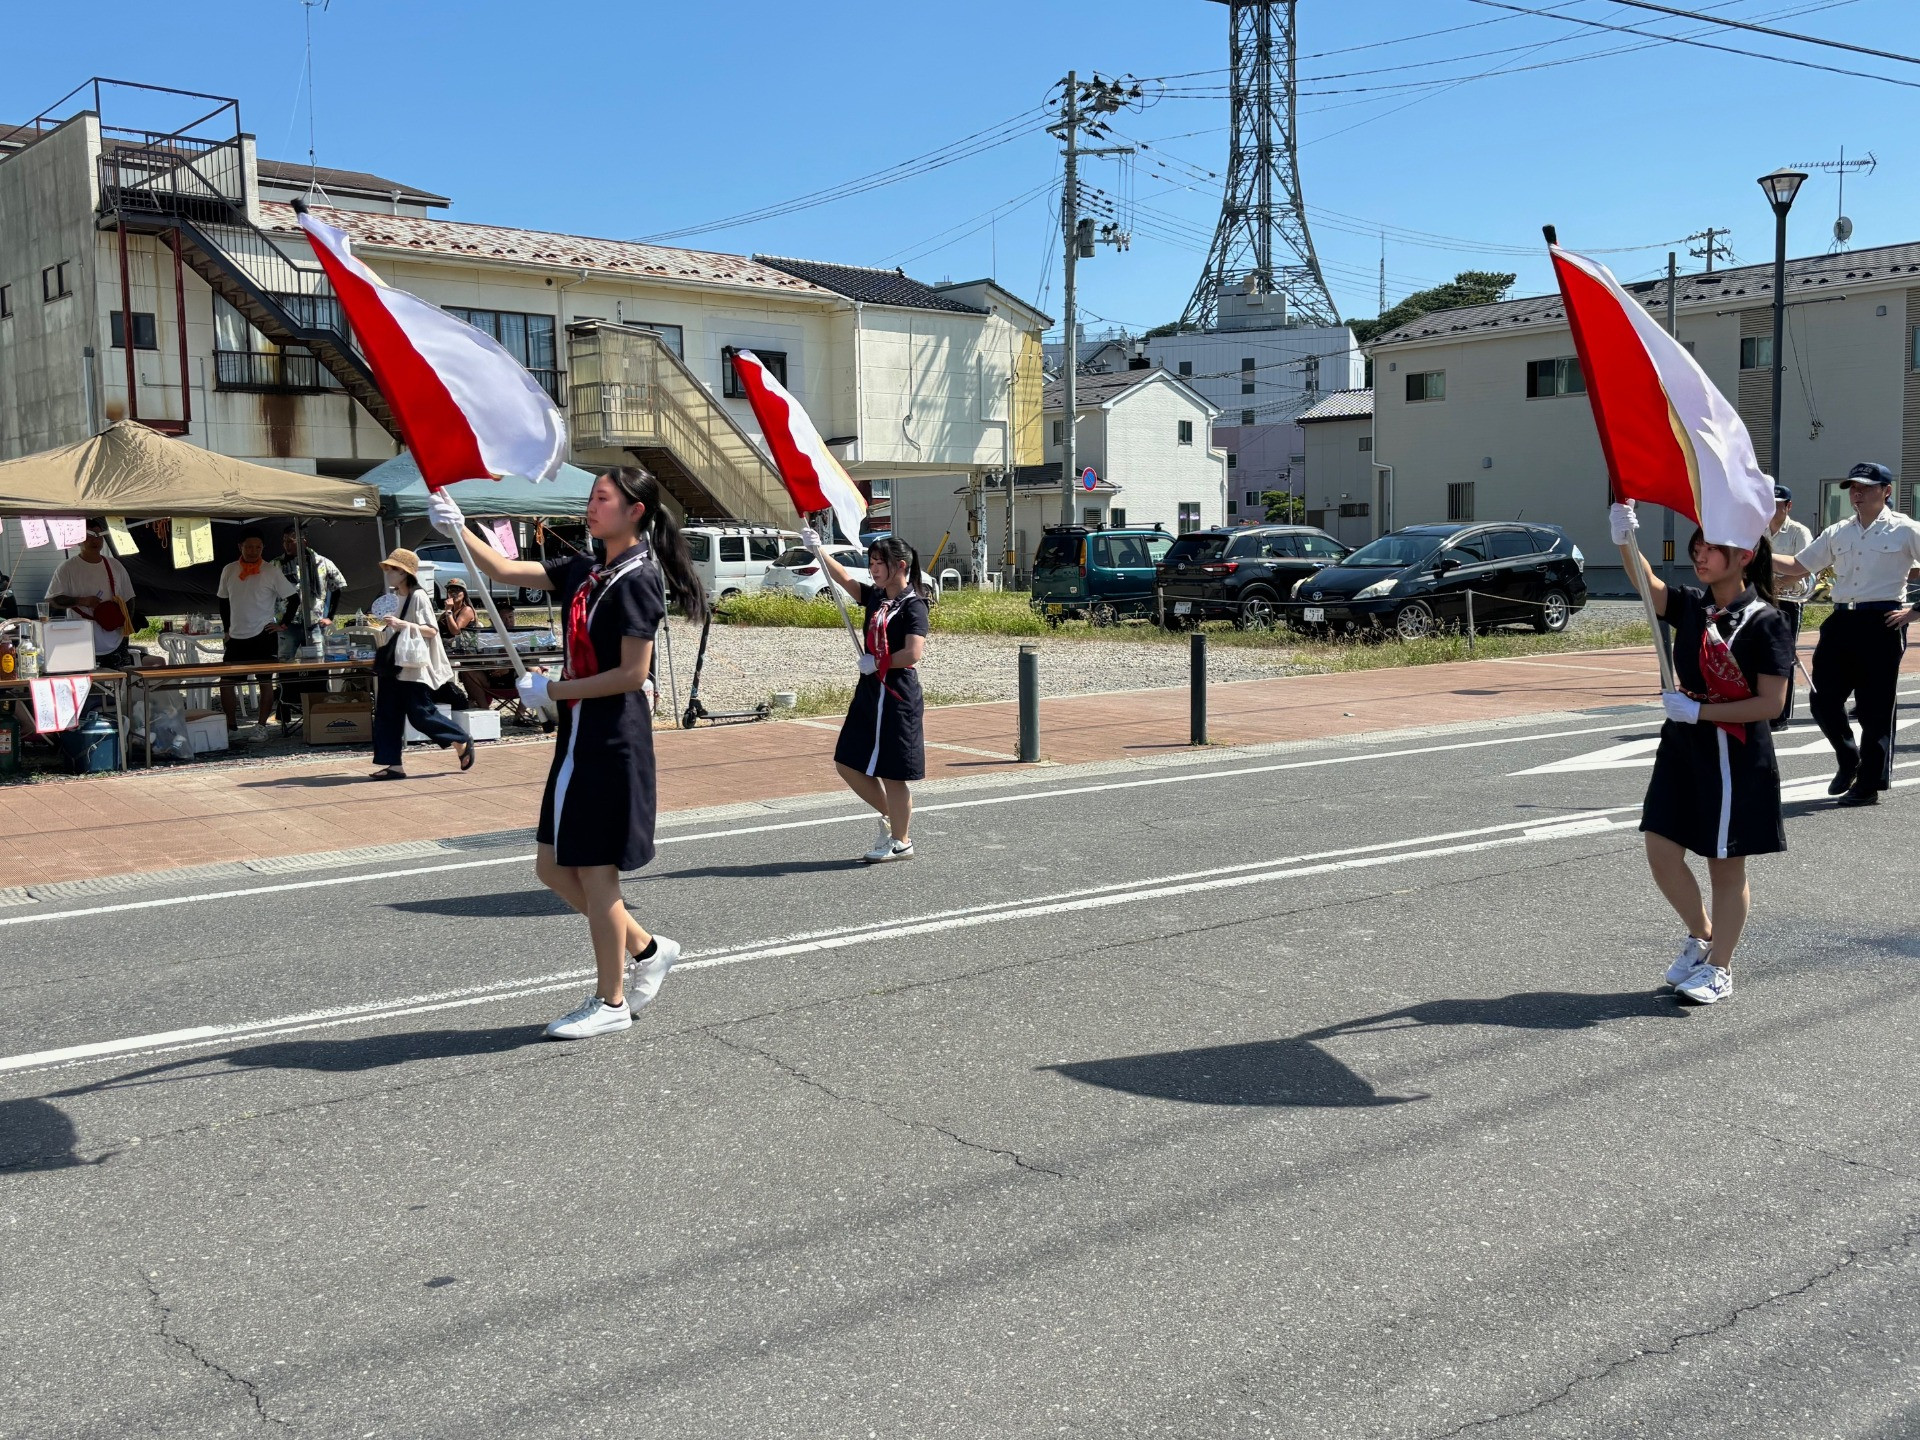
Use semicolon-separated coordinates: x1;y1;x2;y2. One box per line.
889;367;1228;582
1368;240;1920;591
1295;389;1375;547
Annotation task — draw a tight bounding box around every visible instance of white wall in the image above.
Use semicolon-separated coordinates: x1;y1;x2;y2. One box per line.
1145;324;1363;426
1100;377;1228;532
1301;417;1376;546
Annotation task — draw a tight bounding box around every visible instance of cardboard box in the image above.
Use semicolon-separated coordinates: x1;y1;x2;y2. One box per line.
303;693;373;746
182;710;229;755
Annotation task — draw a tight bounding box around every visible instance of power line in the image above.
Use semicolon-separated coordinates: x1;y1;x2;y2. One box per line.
1603;0;1920;64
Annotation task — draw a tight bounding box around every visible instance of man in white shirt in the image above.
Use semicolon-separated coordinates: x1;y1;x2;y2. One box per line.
1774;461;1920;805
1767;482;1814;732
46;525;137;670
216;530;299;736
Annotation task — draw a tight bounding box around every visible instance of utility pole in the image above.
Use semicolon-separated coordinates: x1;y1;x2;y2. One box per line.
1377;231;1386;315
1050;72;1135;526
1686;225;1733;273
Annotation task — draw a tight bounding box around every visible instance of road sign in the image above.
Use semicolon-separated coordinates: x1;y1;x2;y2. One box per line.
1082;467;1098;491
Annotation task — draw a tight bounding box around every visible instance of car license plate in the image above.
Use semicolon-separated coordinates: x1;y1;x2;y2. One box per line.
1303;607;1325;623
1046;604;1063;617
1172;600;1192;615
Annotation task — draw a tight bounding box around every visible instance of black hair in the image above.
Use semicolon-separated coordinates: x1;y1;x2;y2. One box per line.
867;535;921;595
1688;528;1776;604
239;528;263;544
602;465;706;620
282;524;297;536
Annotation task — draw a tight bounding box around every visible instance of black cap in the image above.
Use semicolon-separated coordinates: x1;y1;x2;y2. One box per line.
1773;483;1792;503
1846;461;1894;486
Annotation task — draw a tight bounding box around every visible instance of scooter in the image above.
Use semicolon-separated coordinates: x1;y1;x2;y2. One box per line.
679;605;771;729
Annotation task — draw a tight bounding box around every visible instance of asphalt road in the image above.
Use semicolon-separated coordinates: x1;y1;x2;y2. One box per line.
3;688;1917;1438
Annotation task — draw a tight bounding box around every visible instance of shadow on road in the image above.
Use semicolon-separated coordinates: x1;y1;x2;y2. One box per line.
1049;988;1687;1108
0;1098;103;1172
666;858;865;880
390;890;572;918
236;773;367;788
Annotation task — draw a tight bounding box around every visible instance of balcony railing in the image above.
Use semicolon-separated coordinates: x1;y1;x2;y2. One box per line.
527;368;565;405
214;349;343;394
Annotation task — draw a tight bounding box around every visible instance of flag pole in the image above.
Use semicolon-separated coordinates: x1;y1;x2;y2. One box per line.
809;509;866;660
1544;222;1676;696
448;520;530;681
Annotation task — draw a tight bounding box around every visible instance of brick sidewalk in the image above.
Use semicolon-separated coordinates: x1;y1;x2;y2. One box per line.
0;647;1681;890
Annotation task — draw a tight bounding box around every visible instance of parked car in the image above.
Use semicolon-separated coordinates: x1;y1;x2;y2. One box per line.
1155;524;1350;630
684;525;802;598
1030;524;1175;624
1289;522;1587;639
412;541;539;606
761;545;938;601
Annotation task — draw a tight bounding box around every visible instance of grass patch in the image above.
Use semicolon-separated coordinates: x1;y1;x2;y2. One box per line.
781;681;984;718
1300;619;1654;672
716;588;1052;636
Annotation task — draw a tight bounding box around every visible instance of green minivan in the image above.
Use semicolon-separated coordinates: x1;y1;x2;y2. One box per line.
1030;524;1175;625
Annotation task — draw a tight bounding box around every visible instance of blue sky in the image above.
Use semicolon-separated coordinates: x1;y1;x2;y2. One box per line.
7;1;1917;332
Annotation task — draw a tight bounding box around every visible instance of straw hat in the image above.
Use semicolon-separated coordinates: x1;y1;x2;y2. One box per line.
379;547;420;578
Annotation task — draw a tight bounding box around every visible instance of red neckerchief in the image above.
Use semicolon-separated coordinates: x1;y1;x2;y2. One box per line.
864;591;900;678
1699;593;1759;743
564;545;649;682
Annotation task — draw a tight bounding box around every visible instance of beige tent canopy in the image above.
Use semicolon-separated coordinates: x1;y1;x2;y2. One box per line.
0;422;380;519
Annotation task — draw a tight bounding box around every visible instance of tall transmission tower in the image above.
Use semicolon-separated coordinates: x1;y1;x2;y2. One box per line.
1181;0;1338;330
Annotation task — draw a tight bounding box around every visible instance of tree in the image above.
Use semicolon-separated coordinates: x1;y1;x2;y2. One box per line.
1262;491;1305;524
1142;321;1191;341
1348;270;1517;345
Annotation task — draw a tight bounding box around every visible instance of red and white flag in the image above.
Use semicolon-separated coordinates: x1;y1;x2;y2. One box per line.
1549;244;1774;550
295;204;566;492
729;350;868;546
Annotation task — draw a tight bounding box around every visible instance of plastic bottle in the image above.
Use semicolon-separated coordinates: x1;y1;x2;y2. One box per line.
18;638;41;678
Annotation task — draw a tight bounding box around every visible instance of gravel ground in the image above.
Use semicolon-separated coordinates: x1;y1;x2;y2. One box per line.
656;597;1648;713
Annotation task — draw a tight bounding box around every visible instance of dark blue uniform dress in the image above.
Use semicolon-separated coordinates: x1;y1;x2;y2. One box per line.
1640;585;1794;860
832;584;929;782
537;545;666;871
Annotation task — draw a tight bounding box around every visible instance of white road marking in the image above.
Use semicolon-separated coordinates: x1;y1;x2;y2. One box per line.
0;719;1646;930
1;806;1650;1078
1513;696;1920;777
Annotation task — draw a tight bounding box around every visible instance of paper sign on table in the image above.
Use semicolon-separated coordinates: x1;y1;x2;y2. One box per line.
106;516;139;556
19;517;49;548
171;517;213;567
489;519;519;560
47;517;86;548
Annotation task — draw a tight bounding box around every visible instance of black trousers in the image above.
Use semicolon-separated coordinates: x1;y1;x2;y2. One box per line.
1774;600;1803;728
1809;609;1906;790
372;675;467;767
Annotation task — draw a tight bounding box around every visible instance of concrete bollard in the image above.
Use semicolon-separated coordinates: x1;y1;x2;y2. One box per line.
1190;631;1208;746
1018;644;1040;763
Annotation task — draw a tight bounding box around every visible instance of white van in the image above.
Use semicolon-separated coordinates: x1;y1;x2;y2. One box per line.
683;524;801;598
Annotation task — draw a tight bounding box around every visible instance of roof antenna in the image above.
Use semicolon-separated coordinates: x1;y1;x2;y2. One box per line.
302;0;331;188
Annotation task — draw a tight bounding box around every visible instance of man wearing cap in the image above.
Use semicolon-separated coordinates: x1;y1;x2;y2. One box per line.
46;525;136;671
1774;461;1920;805
1767;481;1814;732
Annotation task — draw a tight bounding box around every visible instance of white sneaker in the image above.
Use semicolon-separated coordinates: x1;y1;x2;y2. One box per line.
625;935;683;1009
1678;965;1732;1005
863;838;914;865
861;831;896;863
544;994;632;1039
1665;936;1712;986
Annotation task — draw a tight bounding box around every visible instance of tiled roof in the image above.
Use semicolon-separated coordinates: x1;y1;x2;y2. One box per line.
260;202;840;298
1042;368;1159;410
1294;388;1373;423
255;158;450;206
754;256;986;313
1370;240;1920;347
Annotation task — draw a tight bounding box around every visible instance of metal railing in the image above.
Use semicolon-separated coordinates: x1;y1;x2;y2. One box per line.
527;368;565;405
214;348;343;393
566;321;790;524
98;133;246;218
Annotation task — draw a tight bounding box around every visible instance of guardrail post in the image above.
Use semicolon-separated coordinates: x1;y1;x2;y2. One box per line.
1018;644;1041;762
1464;589;1476;656
1190;631;1208;746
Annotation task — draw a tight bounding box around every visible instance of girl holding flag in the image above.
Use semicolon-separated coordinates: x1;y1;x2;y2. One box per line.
803;529;929;863
1611;501;1792;1005
430;468;705;1039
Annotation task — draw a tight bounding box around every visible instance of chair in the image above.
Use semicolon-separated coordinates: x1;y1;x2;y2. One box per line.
155;632;224;712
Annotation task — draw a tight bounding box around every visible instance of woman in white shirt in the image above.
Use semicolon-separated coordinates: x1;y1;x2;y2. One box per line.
367;548;474;780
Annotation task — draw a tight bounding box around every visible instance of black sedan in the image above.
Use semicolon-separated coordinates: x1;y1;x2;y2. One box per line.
1156;524;1351;630
1288;522;1588;639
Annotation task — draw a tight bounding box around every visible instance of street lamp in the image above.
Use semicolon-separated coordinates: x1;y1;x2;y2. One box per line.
1758;168;1807;483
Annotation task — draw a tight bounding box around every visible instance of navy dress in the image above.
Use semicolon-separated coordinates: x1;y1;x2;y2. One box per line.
1640;585;1794;860
537;545;667;871
833;584;929;782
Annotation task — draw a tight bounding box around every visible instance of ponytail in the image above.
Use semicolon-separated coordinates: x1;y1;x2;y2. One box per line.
603;465;707;620
1745;533;1776;605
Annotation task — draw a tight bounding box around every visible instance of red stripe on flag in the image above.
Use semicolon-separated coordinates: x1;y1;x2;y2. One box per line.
1550;251;1697;523
730;353;830;517
300;230;488;491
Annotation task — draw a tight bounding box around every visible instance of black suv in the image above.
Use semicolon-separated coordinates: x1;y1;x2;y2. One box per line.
1156;525;1350;630
1289;522;1588;638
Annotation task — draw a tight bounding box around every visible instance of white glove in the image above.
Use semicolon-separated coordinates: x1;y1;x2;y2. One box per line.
427;489;465;538
1661;691;1701;725
800;526;823;550
516;671;552;711
858;654;878;676
1608;501;1639;547
643;677;658;709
